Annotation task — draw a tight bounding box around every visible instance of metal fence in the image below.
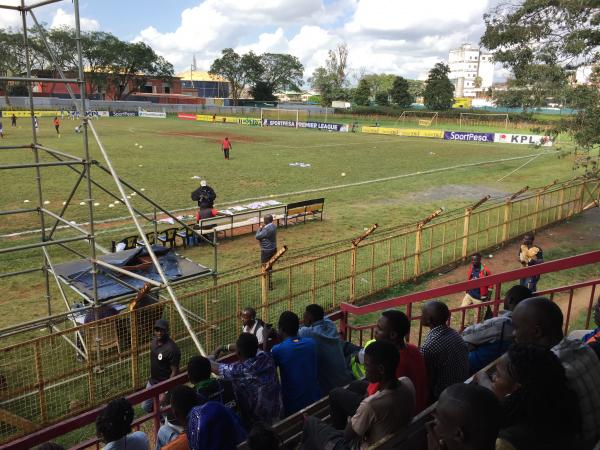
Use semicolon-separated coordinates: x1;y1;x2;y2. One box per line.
0;177;598;443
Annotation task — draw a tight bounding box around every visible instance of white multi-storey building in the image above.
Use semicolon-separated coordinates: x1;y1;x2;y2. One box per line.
448;43;494;98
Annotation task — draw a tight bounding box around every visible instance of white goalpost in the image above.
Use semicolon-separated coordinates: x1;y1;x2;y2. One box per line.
261;108;307;128
459;113;509;129
397;111;438;127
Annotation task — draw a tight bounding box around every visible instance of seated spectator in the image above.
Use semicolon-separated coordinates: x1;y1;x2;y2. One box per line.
247;423;283;450
475;344;580;450
421;301;469;401
96;398;150;450
271;311;321;416
512;297;600;448
217;307;266;355
210;332;282;427
299;304;353;393
331;310;427;429
187;355;238;412
568;296;600;343
163;385;203;450
462;285;532;373
426;383;500;450
187;401;246;450
301;340;415;449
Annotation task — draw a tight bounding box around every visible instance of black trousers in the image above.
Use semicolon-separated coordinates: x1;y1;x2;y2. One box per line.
224;149;230;159
329;379;368;429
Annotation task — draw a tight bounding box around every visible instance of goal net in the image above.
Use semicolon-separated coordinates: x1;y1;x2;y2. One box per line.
459;113;508;129
397;111;438;127
260;108;308;128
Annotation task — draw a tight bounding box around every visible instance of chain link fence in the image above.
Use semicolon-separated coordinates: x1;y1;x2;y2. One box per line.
0;177;598;443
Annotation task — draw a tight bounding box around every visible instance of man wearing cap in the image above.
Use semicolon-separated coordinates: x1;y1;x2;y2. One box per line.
142;319;181;413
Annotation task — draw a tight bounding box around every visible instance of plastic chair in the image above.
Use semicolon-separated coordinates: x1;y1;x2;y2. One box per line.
86;320;121;359
156;227;178;248
111;235;139;252
137;231;156;247
176;226;197;248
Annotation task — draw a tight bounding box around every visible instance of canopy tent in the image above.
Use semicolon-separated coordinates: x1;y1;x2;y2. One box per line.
52;245;210;302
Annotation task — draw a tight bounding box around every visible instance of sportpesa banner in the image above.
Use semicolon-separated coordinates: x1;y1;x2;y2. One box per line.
443;131;495;143
109;111;138;117
263;119;348;132
138;110;166;119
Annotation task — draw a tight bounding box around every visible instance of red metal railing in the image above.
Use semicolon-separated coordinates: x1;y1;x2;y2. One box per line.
339;250;600;346
3;250;599;450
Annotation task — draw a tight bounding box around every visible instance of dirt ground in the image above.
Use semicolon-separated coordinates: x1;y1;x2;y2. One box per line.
159;129;265;143
422;206;600;321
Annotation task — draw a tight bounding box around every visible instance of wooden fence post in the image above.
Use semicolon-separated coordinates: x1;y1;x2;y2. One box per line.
414;228;423;278
130;312;140;389
261;246;288;321
502;186;528;243
533;180;557;231
557;186;565;220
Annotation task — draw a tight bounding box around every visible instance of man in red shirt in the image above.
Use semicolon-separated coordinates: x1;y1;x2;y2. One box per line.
461;253;492;325
221;137;232;160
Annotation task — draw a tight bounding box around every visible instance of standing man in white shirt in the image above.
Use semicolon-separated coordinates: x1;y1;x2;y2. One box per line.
256;214;277;290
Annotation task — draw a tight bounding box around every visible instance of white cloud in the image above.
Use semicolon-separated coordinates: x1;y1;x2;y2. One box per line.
51;8;99;31
0;0;22;30
131;0;497;83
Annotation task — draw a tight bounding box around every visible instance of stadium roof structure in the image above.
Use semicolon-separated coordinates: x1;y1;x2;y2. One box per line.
176;69;228;82
0;0;213;355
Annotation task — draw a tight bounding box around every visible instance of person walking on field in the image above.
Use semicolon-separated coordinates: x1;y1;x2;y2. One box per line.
222;137;232;160
53;116;61;137
11;114;16;127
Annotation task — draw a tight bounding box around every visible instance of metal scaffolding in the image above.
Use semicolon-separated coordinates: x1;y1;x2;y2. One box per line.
0;0;213;356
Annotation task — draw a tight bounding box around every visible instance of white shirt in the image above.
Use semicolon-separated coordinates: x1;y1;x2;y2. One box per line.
242;321;265;344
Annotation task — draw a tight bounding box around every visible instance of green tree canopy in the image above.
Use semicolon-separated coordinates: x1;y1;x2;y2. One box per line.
210;48;262;105
309;42;351;106
481;0;600;150
423;62;454;110
375;90;389;106
353;78;371;106
390;76;413;107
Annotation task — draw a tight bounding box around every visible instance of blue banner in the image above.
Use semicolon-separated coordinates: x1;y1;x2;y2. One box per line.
263;119;347;132
443;131;495;142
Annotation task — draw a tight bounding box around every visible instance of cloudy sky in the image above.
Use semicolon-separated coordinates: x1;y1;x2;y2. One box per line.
0;0;501;82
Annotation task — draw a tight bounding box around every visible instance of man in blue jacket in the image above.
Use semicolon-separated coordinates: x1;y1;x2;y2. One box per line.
299;304;353;394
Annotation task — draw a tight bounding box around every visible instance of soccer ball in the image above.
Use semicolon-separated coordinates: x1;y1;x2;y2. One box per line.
341;172;346;177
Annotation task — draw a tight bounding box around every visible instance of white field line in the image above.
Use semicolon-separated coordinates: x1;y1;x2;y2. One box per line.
2;151;553;238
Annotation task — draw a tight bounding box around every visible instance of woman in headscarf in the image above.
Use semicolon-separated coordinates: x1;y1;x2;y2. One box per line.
187;401;247;450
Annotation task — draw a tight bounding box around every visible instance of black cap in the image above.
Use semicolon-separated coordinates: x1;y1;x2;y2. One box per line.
154;319;169;330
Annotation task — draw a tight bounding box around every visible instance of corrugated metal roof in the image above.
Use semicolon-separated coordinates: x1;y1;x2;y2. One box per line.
176;70;228;82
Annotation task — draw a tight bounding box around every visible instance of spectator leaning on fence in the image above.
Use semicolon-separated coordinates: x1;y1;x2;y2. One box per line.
462;284;532;374
475;343;581;450
301;340;415;450
511;297;600;449
141;319;181;413
421;301;469;402
210;332;282;428
217;307;267;355
271;311;321;416
96;398;150;450
426;383;501;450
299;304;354;394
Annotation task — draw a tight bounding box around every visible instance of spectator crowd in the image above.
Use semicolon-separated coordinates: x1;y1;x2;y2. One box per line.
37;240;600;450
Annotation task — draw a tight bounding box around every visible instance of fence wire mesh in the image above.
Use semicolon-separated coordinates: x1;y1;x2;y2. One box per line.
0;178;598;443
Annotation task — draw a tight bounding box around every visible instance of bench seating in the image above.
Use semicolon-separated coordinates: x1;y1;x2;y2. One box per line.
237;395;331;449
285;198;325;226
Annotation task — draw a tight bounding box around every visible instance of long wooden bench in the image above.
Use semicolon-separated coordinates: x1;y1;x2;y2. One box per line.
285;198;325;227
237;396;331;449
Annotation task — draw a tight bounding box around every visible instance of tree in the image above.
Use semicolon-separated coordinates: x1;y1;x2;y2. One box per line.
362;73;395;98
353;78;371;106
250;80;276;101
481;0;600;150
258;53;303;92
375;90;389;106
390;76;413;107
309;42;351;106
407;79;425;99
210;48;263;105
474;76;483;89
423;62;454;110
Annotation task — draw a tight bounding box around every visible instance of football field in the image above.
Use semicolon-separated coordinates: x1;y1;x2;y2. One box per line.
0;114;577;329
